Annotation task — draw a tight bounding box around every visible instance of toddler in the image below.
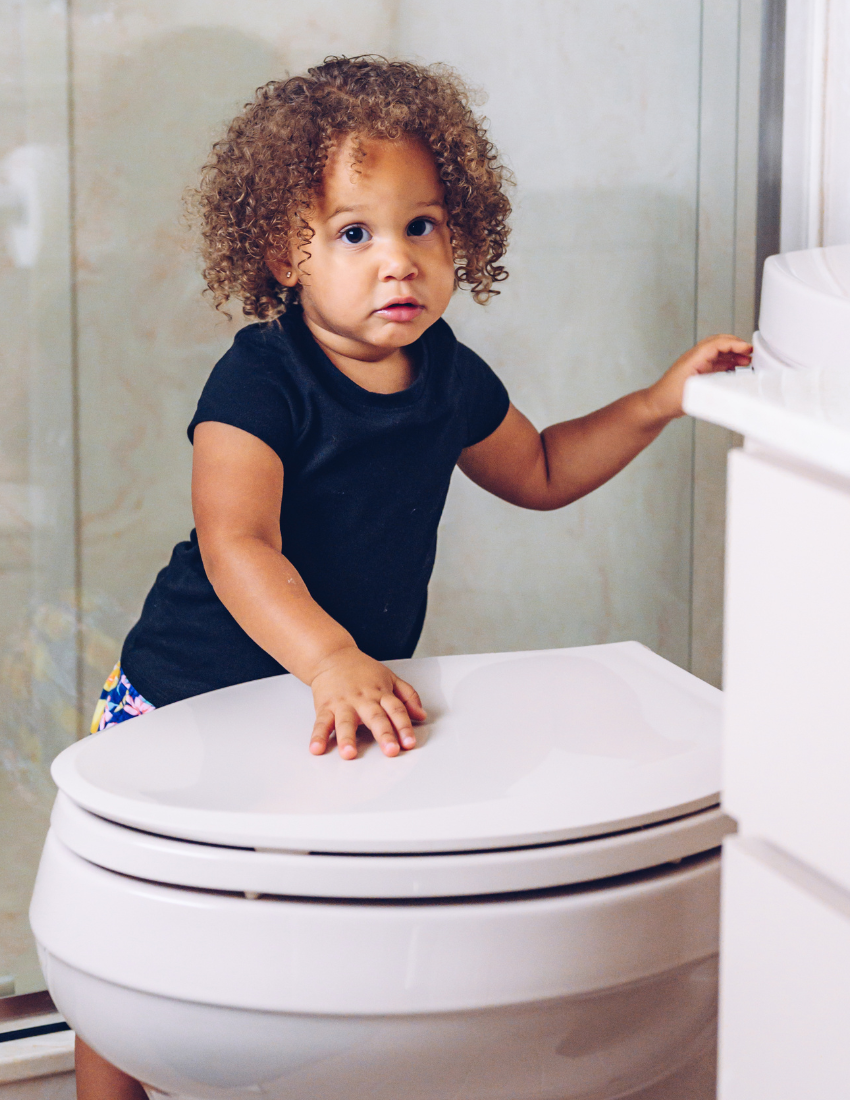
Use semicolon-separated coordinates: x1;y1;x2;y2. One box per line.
78;55;751;1098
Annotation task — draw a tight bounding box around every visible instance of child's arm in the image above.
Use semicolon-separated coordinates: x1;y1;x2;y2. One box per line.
458;334;752;508
192;422;426;760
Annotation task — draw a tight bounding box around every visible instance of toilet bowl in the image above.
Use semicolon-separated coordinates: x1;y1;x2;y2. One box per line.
31;641;733;1100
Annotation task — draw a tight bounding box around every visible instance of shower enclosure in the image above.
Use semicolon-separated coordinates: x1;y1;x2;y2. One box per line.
1;0;762;1001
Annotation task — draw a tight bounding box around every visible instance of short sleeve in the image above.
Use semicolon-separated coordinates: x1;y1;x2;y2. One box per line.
455;342;511;447
187;327;297;464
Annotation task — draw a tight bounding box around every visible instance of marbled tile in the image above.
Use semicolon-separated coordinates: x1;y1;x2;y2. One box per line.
688;0;761;688
396;1;702;667
691;421;739;688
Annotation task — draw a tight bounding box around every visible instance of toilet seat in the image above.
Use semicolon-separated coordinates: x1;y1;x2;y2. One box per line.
49;792;730;898
49;642;731;899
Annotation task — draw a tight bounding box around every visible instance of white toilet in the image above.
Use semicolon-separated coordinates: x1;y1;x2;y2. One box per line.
31;642;733;1100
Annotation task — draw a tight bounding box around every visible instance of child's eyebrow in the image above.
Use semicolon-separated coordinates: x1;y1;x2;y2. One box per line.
327;198;445;220
328;204;366;219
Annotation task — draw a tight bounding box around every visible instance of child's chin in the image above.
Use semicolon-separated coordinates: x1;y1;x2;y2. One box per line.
371;325;426;346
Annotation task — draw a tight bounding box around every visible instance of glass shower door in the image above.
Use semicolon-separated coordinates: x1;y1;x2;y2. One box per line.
0;0;77;998
1;0;762;1000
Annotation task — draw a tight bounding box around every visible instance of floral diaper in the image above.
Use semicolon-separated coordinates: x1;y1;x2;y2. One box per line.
90;662;156;734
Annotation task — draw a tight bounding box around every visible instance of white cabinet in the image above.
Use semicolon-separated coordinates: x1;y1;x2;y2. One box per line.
719;836;850;1100
723;445;850;891
683;245;850;1097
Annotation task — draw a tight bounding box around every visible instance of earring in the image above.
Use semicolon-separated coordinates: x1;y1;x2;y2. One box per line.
286;271;292;279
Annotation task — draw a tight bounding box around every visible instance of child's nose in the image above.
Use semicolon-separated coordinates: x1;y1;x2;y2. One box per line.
379;236;417;281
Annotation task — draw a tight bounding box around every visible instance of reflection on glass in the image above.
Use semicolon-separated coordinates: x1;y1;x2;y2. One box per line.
1;1;77;996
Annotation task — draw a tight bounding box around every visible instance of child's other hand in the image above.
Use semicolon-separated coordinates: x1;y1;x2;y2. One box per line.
308;647;426;760
646;334;753;423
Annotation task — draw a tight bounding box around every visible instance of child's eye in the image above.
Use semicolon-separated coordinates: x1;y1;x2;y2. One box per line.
407;218;435;238
341;225;371;245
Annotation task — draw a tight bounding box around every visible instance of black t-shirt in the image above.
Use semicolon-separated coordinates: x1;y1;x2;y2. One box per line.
121;307;510;707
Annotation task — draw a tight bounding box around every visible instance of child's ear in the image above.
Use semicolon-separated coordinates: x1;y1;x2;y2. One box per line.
266;252;298;287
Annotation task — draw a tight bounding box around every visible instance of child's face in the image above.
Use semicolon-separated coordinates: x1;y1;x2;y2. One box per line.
271;136;456;361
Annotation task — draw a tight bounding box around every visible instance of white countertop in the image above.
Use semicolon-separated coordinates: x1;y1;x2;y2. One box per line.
684;332;850;480
684;245;850;480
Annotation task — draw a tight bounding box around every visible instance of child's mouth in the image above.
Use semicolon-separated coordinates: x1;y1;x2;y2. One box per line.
375;299;424;322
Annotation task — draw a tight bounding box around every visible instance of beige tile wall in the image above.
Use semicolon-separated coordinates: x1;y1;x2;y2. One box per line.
406;1;702;661
689;0;761;687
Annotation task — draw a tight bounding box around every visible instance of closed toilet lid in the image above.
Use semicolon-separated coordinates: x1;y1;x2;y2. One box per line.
52;642;722;856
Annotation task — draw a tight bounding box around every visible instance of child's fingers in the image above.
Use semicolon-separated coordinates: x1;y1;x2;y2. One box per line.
381;693;417;750
705;335;752;360
357;701;402;757
333;706;361;760
309;709;335;755
709;334;752;350
694;333;751;352
689;336;752;375
393;677;427;720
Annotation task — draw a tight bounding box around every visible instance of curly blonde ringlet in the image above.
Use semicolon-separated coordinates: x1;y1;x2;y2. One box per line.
188;55;513;321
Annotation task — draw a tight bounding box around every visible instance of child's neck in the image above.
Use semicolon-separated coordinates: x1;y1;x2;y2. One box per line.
305;320;417;394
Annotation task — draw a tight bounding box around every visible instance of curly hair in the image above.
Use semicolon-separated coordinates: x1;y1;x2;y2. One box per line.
190;55;513;320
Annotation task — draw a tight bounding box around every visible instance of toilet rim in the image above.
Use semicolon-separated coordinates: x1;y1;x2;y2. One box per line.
50;791;734;899
32;832;723;1014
